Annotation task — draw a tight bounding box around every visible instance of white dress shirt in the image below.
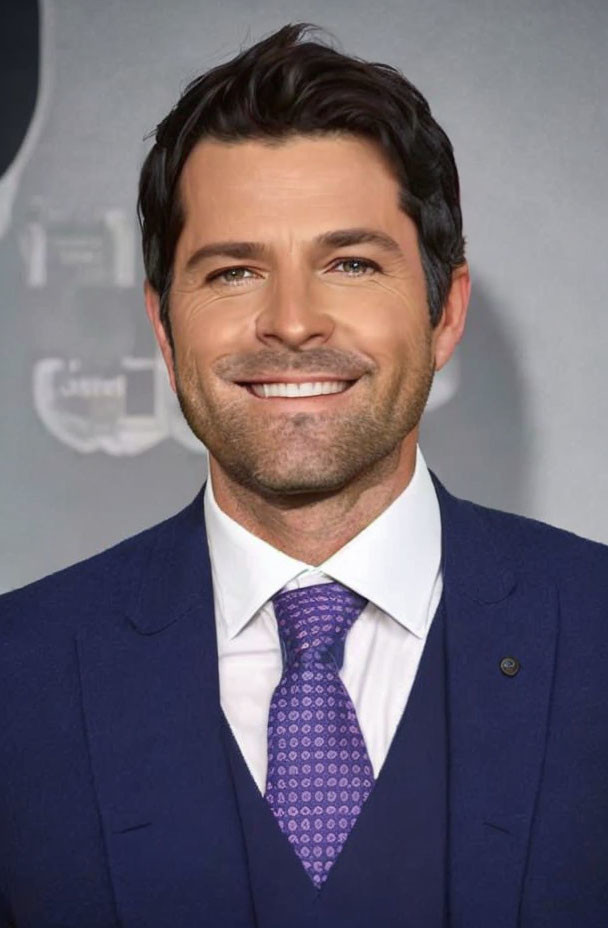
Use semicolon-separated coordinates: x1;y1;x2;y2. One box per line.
203;445;443;795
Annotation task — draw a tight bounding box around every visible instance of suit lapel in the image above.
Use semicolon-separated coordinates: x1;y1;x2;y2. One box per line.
76;488;255;928
432;474;559;927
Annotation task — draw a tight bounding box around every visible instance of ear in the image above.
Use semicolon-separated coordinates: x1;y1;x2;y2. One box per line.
432;263;471;372
144;280;177;393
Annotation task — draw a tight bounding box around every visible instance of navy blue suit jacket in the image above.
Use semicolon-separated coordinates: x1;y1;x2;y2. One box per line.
1;473;607;927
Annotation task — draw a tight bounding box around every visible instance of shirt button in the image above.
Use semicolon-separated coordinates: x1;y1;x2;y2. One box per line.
499;656;521;677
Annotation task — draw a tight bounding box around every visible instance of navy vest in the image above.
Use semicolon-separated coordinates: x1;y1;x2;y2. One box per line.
221;597;449;928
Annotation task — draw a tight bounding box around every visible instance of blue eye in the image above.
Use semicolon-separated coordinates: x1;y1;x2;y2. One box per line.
331;258;379;276
208;267;257;286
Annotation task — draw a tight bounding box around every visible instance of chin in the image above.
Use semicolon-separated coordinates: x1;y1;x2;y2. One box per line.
246;457;366;498
205;452;346;498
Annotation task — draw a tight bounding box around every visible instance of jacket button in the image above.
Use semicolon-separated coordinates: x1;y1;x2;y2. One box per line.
500;656;521;677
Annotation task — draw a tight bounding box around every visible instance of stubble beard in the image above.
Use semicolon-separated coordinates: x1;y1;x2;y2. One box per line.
175;344;435;499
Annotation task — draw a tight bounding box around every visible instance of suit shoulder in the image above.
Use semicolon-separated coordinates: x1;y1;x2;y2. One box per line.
0;500;194;634
454;491;608;589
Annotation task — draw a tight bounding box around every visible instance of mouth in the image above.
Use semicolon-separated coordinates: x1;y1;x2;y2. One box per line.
234;378;360;403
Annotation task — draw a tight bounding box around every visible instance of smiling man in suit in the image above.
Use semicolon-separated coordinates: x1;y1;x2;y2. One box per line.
1;21;607;928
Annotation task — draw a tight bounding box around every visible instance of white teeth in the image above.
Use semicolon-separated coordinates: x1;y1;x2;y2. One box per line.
249;381;351;398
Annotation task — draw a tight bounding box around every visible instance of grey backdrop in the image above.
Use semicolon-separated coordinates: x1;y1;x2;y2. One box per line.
2;0;607;593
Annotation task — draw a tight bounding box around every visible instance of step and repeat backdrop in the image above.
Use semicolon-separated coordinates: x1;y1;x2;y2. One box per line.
2;0;607;591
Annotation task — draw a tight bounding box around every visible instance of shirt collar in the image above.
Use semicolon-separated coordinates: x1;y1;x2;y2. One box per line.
203;445;441;641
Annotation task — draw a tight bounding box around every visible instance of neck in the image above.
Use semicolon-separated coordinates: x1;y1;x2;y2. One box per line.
208;432;418;565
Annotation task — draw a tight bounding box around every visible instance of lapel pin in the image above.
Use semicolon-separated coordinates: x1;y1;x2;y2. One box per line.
499;656;521;677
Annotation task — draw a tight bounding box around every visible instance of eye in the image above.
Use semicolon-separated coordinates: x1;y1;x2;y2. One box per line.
206;266;260;287
206;257;380;287
329;257;380;277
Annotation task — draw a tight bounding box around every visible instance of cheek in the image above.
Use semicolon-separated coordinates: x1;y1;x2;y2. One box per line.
170;290;255;372
337;280;429;362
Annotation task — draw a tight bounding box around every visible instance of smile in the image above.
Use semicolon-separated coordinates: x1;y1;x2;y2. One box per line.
244;380;354;399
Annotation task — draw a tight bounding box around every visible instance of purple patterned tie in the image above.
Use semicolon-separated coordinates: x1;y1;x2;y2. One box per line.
264;581;375;889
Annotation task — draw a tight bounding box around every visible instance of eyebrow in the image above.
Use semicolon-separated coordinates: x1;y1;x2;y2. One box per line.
182;227;404;274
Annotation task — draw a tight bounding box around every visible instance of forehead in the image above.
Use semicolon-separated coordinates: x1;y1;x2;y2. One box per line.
176;134;405;241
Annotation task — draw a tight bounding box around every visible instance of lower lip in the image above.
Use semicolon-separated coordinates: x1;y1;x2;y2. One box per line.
240;381;358;406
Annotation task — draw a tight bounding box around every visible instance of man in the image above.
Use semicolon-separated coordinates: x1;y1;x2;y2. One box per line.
1;21;606;928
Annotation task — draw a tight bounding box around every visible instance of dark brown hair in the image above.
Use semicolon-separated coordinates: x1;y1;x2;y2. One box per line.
137;22;465;346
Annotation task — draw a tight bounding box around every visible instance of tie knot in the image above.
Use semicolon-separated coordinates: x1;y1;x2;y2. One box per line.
271;581;367;666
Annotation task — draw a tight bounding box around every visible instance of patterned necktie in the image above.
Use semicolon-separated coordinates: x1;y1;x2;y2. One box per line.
264;581;375;889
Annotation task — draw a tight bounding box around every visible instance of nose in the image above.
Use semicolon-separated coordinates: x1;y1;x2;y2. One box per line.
254;268;335;349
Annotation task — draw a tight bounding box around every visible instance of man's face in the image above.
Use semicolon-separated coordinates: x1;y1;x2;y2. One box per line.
147;133;466;498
